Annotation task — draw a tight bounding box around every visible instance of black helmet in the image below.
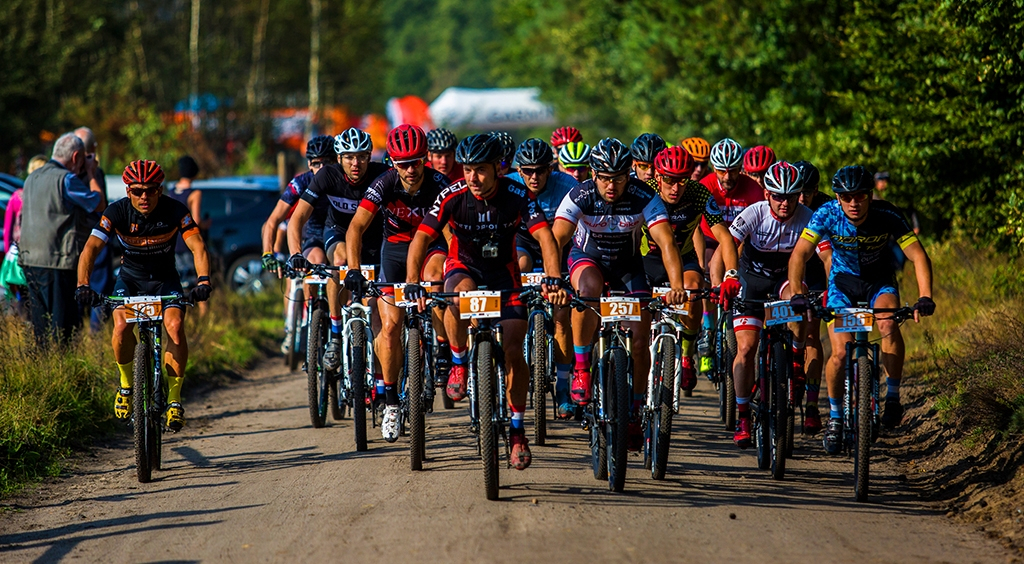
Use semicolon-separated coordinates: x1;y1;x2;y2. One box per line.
514;138;553;168
426;128;457;153
792;160;820;192
630;133;667;163
490;131;515;163
590;138;633;174
831;165;873;194
455;133;503;165
305;135;336;160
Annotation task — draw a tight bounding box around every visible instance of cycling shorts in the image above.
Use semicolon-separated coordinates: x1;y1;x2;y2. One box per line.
733;270;804;332
444;255;525;320
377;240;447;294
827;272;898;310
301;222;326;255
642;250;701;288
324;224;381;266
567;248;650;297
113;274;186;311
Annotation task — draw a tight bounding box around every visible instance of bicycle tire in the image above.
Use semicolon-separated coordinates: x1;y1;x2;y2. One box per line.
133;335;153;483
306;307;328;428
350;319;368;452
755;352;771;471
771;339;789;480
607;347;629;492
591;407;608;480
408;327;425;471
329;378;344;420
652;334;675;480
150;362;164;472
724;314;737;432
855;354;873;502
531;313;548;446
477;339;500;500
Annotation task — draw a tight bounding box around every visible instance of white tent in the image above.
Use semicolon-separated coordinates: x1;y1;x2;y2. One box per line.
428;87;556;129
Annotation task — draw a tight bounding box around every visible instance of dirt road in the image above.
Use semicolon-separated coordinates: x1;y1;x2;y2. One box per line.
0;358;1013;563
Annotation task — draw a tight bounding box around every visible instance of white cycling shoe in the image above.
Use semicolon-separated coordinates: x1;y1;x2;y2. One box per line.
382;405;400;443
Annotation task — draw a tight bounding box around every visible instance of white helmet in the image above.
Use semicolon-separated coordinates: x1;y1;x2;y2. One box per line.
334;128;373;154
709;138;743;170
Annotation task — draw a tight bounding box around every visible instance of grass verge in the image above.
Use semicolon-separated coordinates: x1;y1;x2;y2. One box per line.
0;290;280;496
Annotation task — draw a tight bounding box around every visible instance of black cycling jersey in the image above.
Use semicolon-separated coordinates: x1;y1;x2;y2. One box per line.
301;161;388;251
282;170;329;241
92;196;199;279
418;177;546;273
641;177;723;258
360;168;450;243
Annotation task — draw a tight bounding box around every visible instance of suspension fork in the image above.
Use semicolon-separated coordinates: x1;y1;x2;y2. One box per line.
148;323;164;415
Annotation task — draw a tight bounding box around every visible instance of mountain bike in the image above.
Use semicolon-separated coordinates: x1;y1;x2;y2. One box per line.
103;295;192;483
521;271;556;446
813;302;916;501
337;265;377;452
287;263;341;428
710;289;737;431
282;276;305;372
641;290;689;480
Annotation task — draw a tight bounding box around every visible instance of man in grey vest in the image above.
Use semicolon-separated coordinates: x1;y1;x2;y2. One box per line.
19;132;106;343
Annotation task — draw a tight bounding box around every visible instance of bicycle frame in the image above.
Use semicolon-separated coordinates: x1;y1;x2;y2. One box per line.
843;319;881;452
341;300;375;407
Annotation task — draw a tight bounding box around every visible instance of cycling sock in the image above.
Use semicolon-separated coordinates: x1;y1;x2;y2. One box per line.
886;378;900;400
330;315;342;336
375;376;385;398
736;396;750;416
829;397;842;419
701;311;712;332
509;408;525;431
116;362;133;389
384;383;399;406
681;328;698;358
573;345;591;370
556;364;570;384
806;381;820;406
451;345;467;365
791;339;805;351
165;369;184;404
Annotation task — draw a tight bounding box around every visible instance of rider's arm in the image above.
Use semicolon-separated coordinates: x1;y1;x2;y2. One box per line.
345;207;374;272
531;225;564;279
77;235;104;286
261;200;293;255
183;228;211;280
286;200;314;256
710;223;739;272
902;240;933;298
649;222;686;290
693;229;706;270
787;238;816;293
552;218;576;249
405;230;435;284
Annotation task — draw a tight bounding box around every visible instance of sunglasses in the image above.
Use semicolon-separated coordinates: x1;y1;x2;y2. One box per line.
659;175;686;186
837;192;870;203
394;158;425;170
309;160;328;169
128;186;160;197
769;192;800;202
519;166;549;177
634;162;652;172
595;173;628;184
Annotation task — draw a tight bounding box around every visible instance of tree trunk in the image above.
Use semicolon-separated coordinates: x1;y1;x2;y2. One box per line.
189;0;201;114
307;0;322;138
246;0;270;110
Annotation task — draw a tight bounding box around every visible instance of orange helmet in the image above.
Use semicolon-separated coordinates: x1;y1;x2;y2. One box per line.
679;137;710;162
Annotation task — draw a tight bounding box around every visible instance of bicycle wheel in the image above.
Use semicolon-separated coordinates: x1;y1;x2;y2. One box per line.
530;312;548;446
150;362;164;472
306;306;328;428
350;319;368;452
771;339;789;480
329;377;345;420
855;354;873;502
408;327;425;471
724;315;737;432
607;347;629;492
477;339;500;501
755;357;771;471
133;334;153;483
652;333;675;480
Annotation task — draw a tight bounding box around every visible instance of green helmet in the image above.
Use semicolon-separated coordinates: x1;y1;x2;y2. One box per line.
558;141;591;168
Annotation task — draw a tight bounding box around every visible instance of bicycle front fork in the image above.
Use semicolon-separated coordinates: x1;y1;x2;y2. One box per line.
844;340;880;447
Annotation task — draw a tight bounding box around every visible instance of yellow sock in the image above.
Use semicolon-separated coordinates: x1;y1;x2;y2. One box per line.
165;366;184;404
116;362;133;389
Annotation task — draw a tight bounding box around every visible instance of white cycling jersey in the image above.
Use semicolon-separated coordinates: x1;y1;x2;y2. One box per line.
728;200;814;278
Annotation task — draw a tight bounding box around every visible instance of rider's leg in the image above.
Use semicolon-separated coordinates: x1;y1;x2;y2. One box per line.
625;312;652;399
873;291;904;391
731;323;760;413
424;252;448;344
502;318;529;431
376;298;405;393
825;324;854;420
163;307;188;405
804;319;824;405
443;273;476;400
569;264;603;403
302;246;327;302
111;309;135;388
552;304;573;415
327;242;347;339
517;249;534;274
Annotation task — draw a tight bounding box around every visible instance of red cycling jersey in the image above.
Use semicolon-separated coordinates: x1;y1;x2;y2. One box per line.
699;173;765;238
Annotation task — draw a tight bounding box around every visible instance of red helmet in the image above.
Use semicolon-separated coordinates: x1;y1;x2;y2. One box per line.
654;146;695;178
386;124;428;161
550;126;582;148
122;160;165;186
743;145;776;175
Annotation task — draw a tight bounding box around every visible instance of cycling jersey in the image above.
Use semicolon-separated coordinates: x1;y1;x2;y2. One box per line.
803;192;831;292
506;170;577;264
555;177;669;265
800;199;917;282
92;196;199;279
360;168;450;244
699;173;764;238
301;162;388;252
282;170;329;247
640;178;723;258
729;201;814;279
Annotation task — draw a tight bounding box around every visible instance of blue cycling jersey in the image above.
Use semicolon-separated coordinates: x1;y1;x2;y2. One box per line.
508;170;578;262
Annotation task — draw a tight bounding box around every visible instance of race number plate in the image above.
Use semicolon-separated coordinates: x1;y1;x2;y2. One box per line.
340;264;376;281
521;272;545;286
652;287;690;316
460;291;501;319
764;300;802;327
304;274;329;285
394;282;438;307
122;296;163;323
834;308;874;333
600;297;641;322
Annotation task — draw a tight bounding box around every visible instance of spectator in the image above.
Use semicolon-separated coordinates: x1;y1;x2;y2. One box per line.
18;133;106;343
168;155;206;314
0;173;28;313
74;127;113;331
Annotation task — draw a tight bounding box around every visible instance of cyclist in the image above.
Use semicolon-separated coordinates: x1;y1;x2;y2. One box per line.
696;138;765;375
287;127;389;371
427;128;462;180
788;165;935;454
680;137;711;182
792;160;832;434
551;126;583;172
742;145;776;188
640;146;739;395
491;131;515;176
404;133;568;470
552;138;703;451
506;138;578;417
75;160;212;431
558;141;592;183
630;133;667;183
728;161;814;448
344;125;450;443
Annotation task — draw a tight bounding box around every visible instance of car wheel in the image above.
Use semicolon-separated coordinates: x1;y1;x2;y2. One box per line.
226;253;276;295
